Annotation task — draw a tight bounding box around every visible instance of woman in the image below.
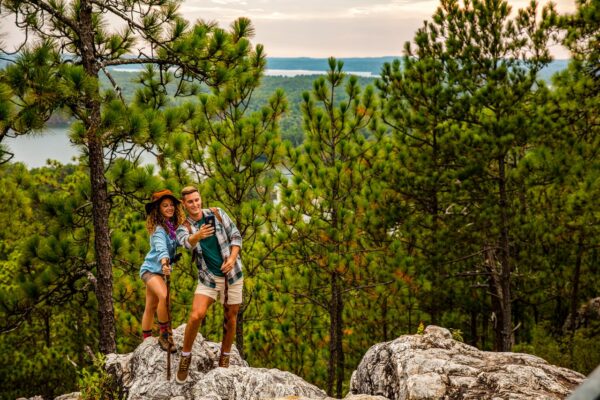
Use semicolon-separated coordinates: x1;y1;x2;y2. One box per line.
140;189;185;352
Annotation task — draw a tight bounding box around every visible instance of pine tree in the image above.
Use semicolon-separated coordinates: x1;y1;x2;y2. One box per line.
0;162;99;398
377;45;469;333
0;0;263;353
279;58;383;396
514;0;600;369
405;0;553;351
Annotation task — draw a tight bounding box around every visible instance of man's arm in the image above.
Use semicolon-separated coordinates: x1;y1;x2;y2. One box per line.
219;209;242;274
220;209;242;249
221;245;240;274
176;222;214;250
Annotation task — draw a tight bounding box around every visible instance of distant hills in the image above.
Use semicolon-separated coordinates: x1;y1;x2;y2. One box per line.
0;56;569;81
266;57;570;81
266;57;399;74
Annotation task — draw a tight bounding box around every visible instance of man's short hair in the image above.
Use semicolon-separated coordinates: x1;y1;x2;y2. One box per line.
181;186;199;199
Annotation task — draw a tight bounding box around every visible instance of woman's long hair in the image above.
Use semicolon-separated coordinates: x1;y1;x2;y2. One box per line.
146;200;186;234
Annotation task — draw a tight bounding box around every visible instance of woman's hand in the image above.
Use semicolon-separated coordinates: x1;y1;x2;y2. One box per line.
162;263;171;276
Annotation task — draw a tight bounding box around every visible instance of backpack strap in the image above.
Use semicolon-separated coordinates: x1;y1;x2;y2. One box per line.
210;207;223;224
183;220;198;263
210;207;230;241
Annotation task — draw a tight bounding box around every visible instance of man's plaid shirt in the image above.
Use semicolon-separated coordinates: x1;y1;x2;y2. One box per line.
176;207;243;288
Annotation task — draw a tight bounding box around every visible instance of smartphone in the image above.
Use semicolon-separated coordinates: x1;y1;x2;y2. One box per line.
204;215;215;228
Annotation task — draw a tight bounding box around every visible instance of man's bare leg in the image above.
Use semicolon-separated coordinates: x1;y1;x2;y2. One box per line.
177;294;214;384
219;303;240;367
182;294;214;352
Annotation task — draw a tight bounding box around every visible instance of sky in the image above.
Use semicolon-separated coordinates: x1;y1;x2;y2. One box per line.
178;0;576;58
1;0;577;58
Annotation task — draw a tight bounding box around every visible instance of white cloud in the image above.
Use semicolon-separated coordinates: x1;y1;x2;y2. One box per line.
0;0;579;57
346;0;439;17
210;0;248;4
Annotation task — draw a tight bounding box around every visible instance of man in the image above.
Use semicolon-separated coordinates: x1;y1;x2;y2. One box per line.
175;186;244;384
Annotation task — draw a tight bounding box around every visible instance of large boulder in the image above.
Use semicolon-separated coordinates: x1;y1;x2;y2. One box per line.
349;325;585;400
105;324;328;400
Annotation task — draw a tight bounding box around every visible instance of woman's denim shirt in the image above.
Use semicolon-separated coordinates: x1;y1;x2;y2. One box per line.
140;226;178;278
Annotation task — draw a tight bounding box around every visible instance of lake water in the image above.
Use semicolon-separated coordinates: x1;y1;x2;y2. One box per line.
7;68;371;168
7;126;78;168
266;69;376;77
6;126;157;168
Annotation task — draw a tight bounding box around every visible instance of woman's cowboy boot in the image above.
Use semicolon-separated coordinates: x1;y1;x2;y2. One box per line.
158;330;177;353
218;351;230;368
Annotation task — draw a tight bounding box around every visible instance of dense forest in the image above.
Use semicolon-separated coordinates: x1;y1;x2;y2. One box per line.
0;0;599;399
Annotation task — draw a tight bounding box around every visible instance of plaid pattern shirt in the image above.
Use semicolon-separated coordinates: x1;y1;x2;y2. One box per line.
176;207;243;288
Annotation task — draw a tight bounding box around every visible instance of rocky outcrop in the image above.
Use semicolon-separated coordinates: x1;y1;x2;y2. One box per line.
106;324;328;400
349;325;585;400
103;324;586;400
54;394;81;400
25;324;588;400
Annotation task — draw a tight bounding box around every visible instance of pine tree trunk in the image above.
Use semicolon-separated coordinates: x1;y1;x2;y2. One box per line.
568;237;584;365
327;272;337;396
236;305;245;360
80;0;116;354
481;307;488;349
489;268;505;351
430;134;440;326
335;273;344;398
44;311;51;347
88;129;116;354
382;296;388;341
569;237;584;332
497;155;512;352
327;271;344;397
470;308;478;347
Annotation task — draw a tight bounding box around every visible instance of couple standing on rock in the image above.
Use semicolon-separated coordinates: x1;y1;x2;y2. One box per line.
139;186;244;383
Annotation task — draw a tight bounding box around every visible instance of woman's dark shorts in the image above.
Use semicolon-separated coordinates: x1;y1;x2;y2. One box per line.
141;271;163;284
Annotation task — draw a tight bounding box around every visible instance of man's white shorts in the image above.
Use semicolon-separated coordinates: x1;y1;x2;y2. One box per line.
195;276;243;305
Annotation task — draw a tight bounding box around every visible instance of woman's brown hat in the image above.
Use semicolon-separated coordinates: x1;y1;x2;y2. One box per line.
145;189;180;215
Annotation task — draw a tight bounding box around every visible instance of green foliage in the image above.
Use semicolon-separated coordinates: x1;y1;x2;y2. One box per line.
1;0;599;398
275;58;385;397
79;353;125;400
513;321;600;374
0;335;79;400
450;328;464;342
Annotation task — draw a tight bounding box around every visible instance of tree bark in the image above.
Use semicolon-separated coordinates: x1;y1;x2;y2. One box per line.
327;271;344;398
335;273;344;398
327;272;336;396
236;305;245;360
80;0;116;354
470;308;478;347
382;296;388;341
569;237;584;332
88;124;116;354
568;237;584;365
497;155;512;352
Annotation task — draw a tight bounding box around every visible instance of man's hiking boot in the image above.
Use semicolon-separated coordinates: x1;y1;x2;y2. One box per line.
158;331;177;353
218;352;230;368
176;354;192;384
